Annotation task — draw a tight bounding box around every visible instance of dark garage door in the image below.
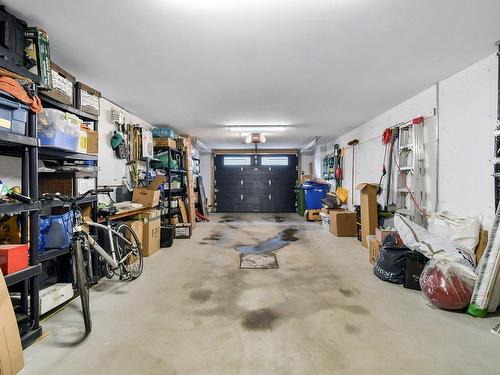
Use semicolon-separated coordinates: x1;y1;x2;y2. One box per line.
214;154;298;213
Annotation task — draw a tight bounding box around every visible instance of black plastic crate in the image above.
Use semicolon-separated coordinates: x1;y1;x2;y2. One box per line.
0;6;26;67
404;251;430;291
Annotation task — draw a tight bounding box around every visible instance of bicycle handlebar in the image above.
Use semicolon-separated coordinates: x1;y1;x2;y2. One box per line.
40;187;114;203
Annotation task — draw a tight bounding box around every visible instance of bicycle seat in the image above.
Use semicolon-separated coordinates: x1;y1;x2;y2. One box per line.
99;206;118;217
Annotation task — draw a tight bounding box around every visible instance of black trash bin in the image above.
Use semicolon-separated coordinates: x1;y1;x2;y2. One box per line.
160;225;174;248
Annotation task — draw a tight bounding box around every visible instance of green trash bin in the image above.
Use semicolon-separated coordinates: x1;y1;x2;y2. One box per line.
295;185;306;216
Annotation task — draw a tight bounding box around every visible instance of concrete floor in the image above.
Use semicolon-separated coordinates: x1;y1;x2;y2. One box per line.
22;213;500;375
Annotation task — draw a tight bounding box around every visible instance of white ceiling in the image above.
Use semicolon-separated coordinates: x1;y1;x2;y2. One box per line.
6;0;500;148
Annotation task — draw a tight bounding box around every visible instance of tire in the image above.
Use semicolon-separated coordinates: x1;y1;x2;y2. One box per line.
114;223;144;280
74;239;92;334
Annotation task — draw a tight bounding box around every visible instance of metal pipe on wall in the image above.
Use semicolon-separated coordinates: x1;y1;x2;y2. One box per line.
435;82;440;212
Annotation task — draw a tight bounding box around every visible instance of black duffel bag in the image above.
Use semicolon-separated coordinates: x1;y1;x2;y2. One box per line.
373;234;409;284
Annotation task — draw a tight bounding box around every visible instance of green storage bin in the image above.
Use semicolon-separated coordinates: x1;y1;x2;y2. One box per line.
295;186;306;216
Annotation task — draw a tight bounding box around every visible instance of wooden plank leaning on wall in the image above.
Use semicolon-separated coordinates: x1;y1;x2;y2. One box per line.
183;136;197;228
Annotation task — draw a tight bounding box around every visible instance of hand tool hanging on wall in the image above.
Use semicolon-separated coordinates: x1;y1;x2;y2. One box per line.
347;139;359;205
377;128;392;198
384;127;399;210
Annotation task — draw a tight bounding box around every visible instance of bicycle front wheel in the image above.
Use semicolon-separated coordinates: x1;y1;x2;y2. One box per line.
74;239;92;333
115;223;144;279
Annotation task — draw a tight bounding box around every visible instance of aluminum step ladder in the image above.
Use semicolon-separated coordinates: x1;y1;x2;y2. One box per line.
396;120;426;225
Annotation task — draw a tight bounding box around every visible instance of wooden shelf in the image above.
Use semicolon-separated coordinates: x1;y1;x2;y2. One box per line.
97;206;150;223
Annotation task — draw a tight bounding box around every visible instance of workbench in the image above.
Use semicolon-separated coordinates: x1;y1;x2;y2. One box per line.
97;206;150;223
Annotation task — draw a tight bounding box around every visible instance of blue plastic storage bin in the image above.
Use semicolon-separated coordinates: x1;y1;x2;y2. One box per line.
152;127;176;138
0;90;28;135
38;131;79;151
303;183;330;209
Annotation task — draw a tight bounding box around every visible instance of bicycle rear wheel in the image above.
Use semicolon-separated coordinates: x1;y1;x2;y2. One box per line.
74;239;92;333
114;223;144;279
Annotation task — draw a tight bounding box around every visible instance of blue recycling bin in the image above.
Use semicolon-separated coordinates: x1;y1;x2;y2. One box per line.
303;182;330;209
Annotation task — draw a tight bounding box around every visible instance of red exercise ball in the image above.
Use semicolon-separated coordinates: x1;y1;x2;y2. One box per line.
421;261;474;310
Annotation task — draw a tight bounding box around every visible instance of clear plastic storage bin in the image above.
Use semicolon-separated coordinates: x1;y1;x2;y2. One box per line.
37;108;80;151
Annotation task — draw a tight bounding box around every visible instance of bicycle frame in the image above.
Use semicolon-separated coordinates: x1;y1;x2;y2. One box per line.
74;220;135;270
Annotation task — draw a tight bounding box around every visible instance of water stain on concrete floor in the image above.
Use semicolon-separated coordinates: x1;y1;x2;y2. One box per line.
190;289;213;303
344;323;361;334
218;216;240;223
340;305;370;315
241;308;281;331
338;288;354;297
203;232;224;241
235;228;299;254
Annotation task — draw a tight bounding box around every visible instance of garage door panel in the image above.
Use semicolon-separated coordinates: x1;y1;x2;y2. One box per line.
215;154;297;213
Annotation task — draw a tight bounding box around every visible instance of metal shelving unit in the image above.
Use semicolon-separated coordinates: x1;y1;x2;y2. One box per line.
152;146;187;223
0;109;43;348
37;95;101;277
39;93;98;122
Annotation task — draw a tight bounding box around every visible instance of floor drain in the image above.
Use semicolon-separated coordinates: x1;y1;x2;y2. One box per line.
240;253;278;269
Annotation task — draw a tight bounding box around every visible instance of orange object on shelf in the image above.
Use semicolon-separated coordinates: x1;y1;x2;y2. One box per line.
0;244;29;275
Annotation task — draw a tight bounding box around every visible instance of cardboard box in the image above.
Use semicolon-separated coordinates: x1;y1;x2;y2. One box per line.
375;228;398;244
24;27;52;89
368;235;381;265
329;211;357;237
0;244;29;275
0;270;24;375
356;183;379;247
132;189;160;208
154;138;177;148
84;129;98;154
0;215;21;244
321;207;343;215
123;219;144;248
135;210;161;256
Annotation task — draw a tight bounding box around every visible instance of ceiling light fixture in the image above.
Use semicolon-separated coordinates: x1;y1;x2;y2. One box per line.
300;136;321;152
228;126;287;133
195;138;211;152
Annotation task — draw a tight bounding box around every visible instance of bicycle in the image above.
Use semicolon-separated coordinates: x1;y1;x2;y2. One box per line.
40;188;144;334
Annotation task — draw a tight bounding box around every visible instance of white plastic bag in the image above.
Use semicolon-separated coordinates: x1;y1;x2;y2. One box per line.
428;212;481;254
394;213;476;268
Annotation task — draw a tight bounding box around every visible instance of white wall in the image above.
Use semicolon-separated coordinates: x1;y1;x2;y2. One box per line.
98;98;153;186
300;152;314;177
317;53;498;229
438;54;497;227
0;157;21;188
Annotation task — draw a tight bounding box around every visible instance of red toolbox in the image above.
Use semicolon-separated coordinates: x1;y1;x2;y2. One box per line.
0;244;29;275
